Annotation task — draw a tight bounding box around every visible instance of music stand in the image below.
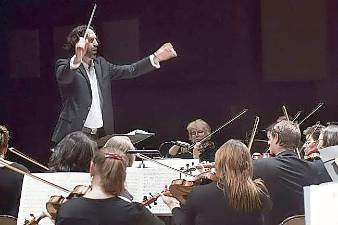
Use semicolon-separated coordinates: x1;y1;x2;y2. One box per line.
96;129;155;147
320;145;338;182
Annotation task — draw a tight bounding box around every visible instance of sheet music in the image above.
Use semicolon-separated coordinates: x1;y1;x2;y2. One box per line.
17;168;188;224
126;167;184;215
304;183;338;225
17;172;90;225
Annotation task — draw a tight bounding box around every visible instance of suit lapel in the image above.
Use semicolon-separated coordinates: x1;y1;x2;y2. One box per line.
79;64;90;84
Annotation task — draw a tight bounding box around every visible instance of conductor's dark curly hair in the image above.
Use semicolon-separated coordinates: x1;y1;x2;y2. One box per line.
64;25;98;55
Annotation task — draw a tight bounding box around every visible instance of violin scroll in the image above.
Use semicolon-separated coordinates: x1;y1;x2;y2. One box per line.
24;211;51;225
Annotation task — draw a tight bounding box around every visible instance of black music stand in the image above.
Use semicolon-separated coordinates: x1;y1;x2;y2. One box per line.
96;129;155;147
320;145;338;182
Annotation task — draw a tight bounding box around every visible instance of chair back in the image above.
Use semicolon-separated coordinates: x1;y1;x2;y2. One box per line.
279;214;305;225
0;215;17;225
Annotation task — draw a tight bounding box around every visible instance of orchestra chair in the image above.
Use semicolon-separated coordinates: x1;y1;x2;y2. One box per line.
0;215;17;225
279;214;305;225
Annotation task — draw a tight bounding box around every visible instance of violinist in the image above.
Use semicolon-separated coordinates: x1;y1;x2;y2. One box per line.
0;125;29;217
104;136;135;167
168;119;217;162
309;124;338;184
55;147;164;225
253;120;318;225
302;123;325;161
48;131;97;172
162;139;271;225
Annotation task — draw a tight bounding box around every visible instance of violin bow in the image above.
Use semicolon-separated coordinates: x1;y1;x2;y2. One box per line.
8;147;49;171
292;110;302;122
0;158;70;193
136;153;196;178
247;116;260;152
282;105;290;121
298;102;324;126
188;108;248;151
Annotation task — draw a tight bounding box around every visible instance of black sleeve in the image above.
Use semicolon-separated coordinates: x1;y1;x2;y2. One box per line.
105;57;156;80
55;59;76;85
258;183;273;213
135;206;164;225
171;207;186;225
171;190;196;225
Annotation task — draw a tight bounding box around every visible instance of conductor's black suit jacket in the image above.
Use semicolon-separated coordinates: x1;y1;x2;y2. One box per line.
52;56;155;143
253;150;317;225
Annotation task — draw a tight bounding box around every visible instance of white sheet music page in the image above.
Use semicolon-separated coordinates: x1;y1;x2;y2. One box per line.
304;182;338;225
126;167;186;215
17;172;90;225
18;167;191;223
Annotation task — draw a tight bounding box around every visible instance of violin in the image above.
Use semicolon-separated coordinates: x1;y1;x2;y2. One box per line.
304;152;321;161
46;185;90;219
24;185;91;224
143;172;218;207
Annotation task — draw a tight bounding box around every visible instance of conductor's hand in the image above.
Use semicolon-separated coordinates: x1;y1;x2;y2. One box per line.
154;43;177;62
74;37;89;64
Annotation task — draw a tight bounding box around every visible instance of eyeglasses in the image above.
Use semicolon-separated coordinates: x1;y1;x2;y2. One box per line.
190;130;205;136
304;141;317;145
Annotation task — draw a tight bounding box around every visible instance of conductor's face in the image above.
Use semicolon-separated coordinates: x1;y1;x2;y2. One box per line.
85;29;99;59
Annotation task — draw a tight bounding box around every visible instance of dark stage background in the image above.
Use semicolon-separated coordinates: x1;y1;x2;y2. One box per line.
1;0;338;171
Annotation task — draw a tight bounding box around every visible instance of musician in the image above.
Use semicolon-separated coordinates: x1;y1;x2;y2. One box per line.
55;147;164;225
0;125;29;217
318;124;338;149
302;123;325;161
104;136;135;167
309;124;338;183
168;119;217;162
52;25;177;144
48;131;97;172
162;139;271;225
253;120;318;225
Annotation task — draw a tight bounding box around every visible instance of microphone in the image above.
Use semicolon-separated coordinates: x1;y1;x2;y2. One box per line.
171;141;191;148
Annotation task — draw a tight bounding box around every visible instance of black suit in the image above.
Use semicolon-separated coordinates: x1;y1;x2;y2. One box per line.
52;56;155;143
308;159;332;184
253;150;318;225
171;182;271;225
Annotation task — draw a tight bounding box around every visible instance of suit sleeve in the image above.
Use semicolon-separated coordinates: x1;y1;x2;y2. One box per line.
55;58;77;85
171;191;196;225
106;57;156;80
137;207;165;225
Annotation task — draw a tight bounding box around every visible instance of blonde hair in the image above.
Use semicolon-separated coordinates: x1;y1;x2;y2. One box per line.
0;125;9;154
186;119;211;140
215;139;266;212
104;136;135;167
92;147;128;195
